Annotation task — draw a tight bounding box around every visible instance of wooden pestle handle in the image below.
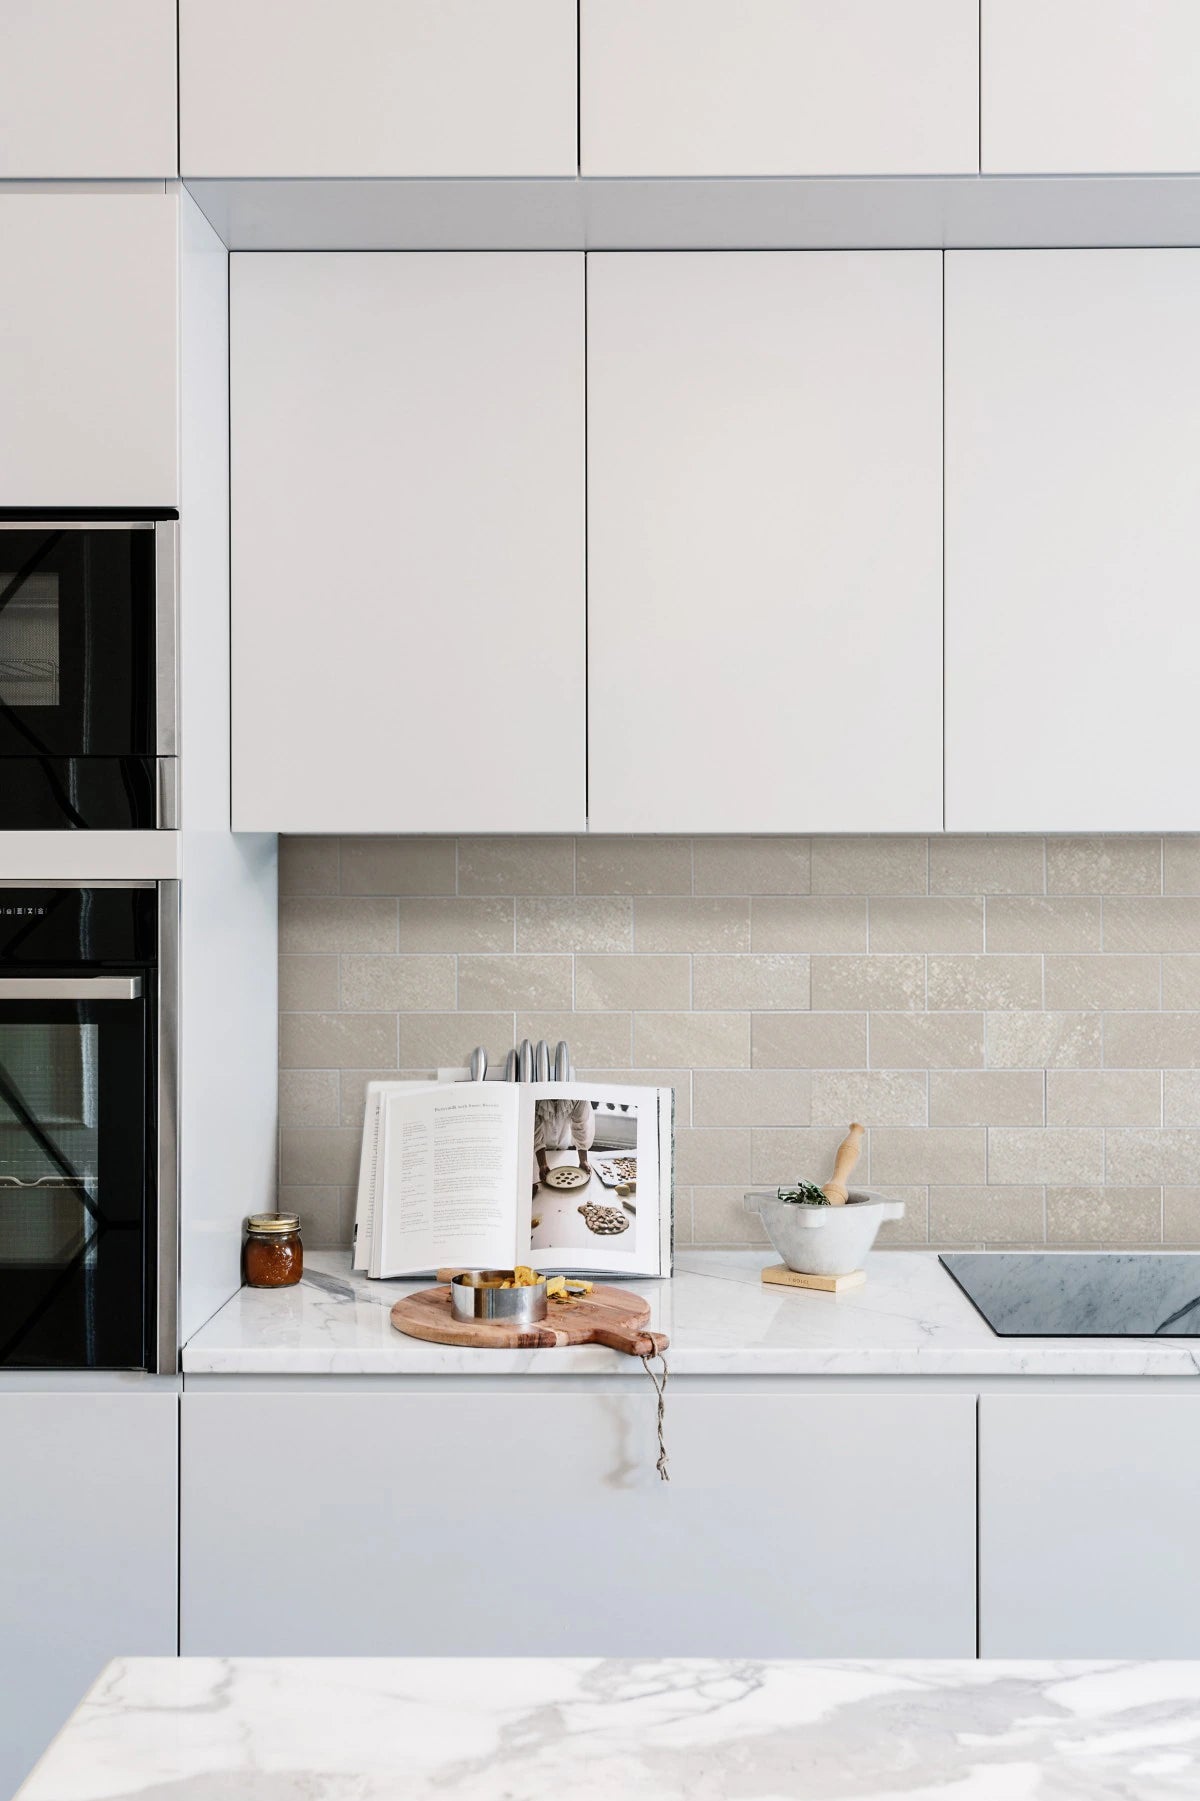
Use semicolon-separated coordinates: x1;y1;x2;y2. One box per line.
822;1122;865;1206
591;1326;670;1358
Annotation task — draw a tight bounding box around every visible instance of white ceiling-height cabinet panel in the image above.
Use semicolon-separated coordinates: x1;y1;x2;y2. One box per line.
231;253;585;834
0;192;178;507
586;253;944;835
0;0;176;177
581;0;979;175
180;0;577;177
983;1;1200;174
945;251;1200;832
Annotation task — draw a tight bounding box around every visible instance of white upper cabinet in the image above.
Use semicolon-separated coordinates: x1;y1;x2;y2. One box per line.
581;0;979;176
983;1;1200;173
231;253;585;834
586;253;943;835
945;251;1200;832
180;0;577;177
0;193;178;507
0;0;176;177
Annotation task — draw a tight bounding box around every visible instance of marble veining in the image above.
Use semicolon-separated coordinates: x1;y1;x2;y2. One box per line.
181;1249;1200;1377
19;1656;1200;1799
943;1253;1200;1337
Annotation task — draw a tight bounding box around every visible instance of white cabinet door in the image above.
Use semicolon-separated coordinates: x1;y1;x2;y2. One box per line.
180;0;576;177
0;0;176;177
980;1394;1200;1656
231;253;585;834
945;250;1200;832
181;1390;976;1656
0;1393;177;1799
586;253;943;834
0;193;178;507
983;1;1200;174
581;0;978;175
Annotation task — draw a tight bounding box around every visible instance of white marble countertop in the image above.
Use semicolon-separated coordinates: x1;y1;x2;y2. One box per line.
181;1249;1200;1378
19;1655;1200;1799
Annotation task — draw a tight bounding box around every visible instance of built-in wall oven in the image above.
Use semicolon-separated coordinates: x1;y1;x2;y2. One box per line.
0;884;177;1371
0;512;177;828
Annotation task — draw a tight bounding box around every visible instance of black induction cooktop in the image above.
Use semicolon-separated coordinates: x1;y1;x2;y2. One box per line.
940;1253;1200;1337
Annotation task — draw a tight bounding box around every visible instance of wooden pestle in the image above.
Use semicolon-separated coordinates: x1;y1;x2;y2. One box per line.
822;1122;865;1206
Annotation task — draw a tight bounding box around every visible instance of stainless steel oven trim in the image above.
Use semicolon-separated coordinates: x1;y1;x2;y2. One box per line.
154;520;179;760
156;878;179;1375
0;879;157;889
0;976;142;999
0;521;156;531
156;757;179;829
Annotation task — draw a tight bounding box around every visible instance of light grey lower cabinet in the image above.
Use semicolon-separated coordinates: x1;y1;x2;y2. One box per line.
180;1389;976;1656
0;1393;178;1799
979;1395;1200;1656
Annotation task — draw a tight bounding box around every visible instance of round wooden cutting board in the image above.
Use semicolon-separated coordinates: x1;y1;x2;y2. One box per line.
391;1284;668;1357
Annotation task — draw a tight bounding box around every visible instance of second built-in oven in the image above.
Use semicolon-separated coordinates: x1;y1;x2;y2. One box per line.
0;512;177;828
0;884;176;1371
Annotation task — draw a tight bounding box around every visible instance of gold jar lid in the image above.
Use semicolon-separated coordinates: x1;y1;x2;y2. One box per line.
246;1212;301;1236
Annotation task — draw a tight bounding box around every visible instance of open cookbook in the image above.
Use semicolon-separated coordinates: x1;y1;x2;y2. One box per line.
353;1081;674;1279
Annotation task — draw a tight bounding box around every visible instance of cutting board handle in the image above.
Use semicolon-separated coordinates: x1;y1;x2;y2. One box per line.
590;1325;670;1358
822;1122;865;1206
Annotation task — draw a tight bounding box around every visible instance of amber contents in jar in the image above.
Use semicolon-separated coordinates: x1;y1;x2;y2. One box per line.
244;1213;303;1288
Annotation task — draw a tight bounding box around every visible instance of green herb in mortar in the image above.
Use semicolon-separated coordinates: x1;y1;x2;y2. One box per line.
776;1182;828;1206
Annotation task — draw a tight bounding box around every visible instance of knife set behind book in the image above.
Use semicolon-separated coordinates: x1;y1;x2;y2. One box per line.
353;1080;674;1279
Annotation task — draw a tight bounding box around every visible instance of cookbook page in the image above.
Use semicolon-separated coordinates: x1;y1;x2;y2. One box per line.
518;1083;663;1278
353;1081;442;1270
374;1083;521;1278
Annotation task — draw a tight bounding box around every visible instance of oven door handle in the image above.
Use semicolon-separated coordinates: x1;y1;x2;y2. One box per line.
0;976;143;1000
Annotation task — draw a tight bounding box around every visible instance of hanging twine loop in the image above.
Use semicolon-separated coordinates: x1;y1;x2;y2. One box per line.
640;1348;670;1481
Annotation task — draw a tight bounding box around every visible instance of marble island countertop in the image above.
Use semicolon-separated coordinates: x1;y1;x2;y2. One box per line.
181;1249;1200;1378
19;1655;1200;1799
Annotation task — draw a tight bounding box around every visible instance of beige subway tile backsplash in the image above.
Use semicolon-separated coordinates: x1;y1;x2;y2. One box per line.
754;1011;868;1068
928;1071;1044;1128
340;836;456;896
577;836;692;896
276;834;1200;1253
811;836;926;894
692;1069;812;1127
869;897;982;952
457;836;574;896
926;954;1042;1011
516;896;632;953
280;896;397;954
929;837;1044;896
751;896;867;953
809;1070;927;1127
278;955;340;1013
693;953;810;1010
1045;1070;1162;1128
1046;837;1161;895
457;955;573;1012
812;954;925;1011
694;836;811;895
397;896;512;953
279;836;340;897
985;896;1102;953
1164;839;1200;895
635;896;749;953
575;954;690;1012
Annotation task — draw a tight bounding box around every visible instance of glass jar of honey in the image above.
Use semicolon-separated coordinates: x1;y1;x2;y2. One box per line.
243;1213;303;1288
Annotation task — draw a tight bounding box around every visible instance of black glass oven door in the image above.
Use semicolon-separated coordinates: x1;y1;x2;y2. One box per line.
0;525;160;828
0;980;149;1369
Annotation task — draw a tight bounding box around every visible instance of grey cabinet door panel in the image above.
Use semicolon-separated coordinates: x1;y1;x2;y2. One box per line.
0;1394;178;1798
182;1390;975;1656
